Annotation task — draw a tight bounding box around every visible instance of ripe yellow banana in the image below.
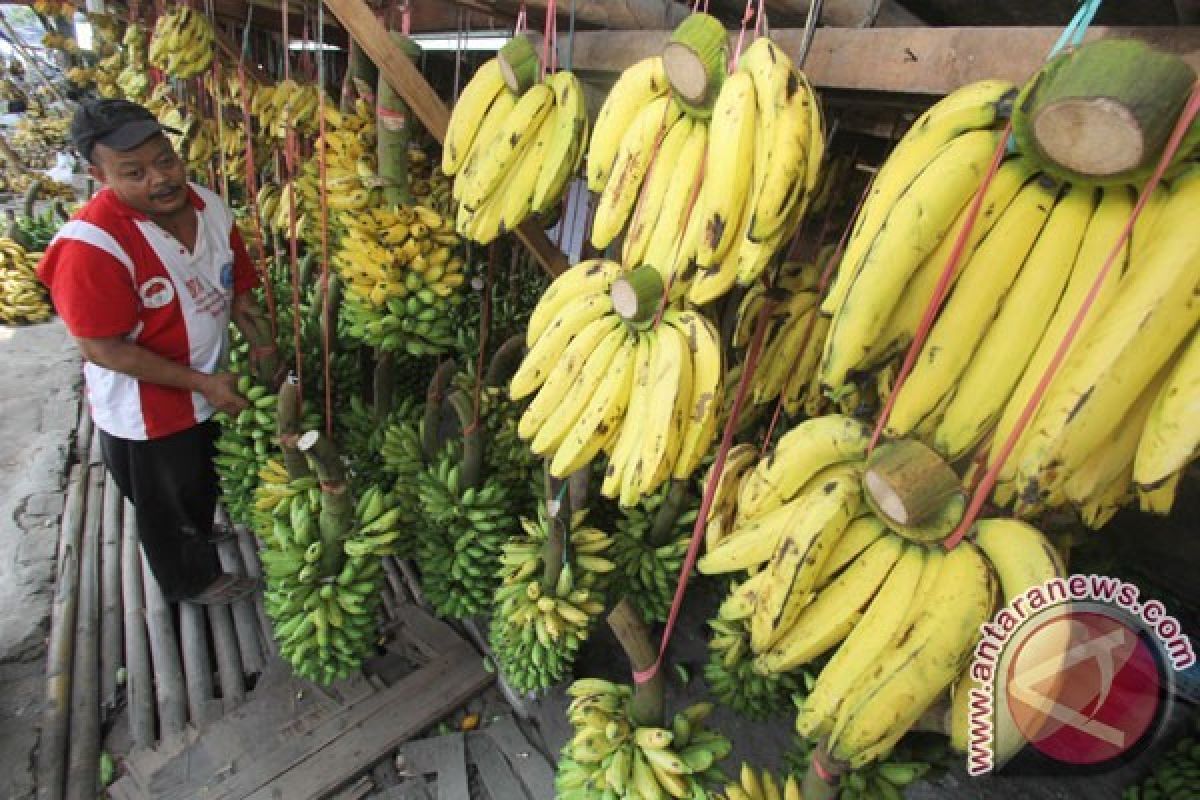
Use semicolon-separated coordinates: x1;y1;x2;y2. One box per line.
695;71;758;268
587;56;669;192
443;59;507;175
1134;326;1199;493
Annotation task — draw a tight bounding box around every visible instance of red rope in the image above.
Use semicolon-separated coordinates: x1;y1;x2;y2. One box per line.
633;296;775;685
515;3;527;35
237;64;278;342
316;63;334;437
943;81;1200;550
280;0;304;402
401;0;411;35
731;0;756;72
540;0;558;77
868;120;1013;454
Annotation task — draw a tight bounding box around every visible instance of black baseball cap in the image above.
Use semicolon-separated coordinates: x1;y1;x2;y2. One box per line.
70;98;180;163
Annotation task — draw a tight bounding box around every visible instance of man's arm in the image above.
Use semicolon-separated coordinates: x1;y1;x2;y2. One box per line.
76;337;249;414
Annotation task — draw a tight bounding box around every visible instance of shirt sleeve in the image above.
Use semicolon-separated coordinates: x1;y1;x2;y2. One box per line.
38;239;139;339
229;226;260;295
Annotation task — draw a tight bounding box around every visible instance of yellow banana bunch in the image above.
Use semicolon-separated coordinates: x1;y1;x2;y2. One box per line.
556;680;731;799
252;79;325;138
586;36;823;306
335;204;467;356
148;7;215;79
719;764;802;800
512;261;723;505
0;238;52;326
446;62;588;244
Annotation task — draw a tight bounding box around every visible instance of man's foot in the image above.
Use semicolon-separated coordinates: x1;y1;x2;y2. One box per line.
186;574;259;605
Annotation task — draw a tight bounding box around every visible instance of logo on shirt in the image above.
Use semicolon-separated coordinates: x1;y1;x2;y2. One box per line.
220;261;235;290
139;277;175;309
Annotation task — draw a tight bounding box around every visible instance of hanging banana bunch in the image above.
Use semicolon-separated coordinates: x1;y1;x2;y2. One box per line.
148;7;216;79
511;260;723;507
704;606;804;722
336;204;468;357
252;79;325;139
717;764;803;800
443;41;589;244
488;509;613;694
585;19;823;305
556;680;731;799
608;481;697;624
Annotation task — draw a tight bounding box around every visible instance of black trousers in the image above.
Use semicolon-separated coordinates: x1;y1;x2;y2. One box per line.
99;420;224;602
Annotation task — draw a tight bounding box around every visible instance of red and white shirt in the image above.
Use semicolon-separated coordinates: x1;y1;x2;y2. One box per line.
38;183;258;441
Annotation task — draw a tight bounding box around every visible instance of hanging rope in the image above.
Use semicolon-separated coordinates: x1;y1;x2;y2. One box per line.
633;296;775;685
540;0;558;78
942;80;1200;550
316;0;334;437
731;1;756;72
280;0;304;402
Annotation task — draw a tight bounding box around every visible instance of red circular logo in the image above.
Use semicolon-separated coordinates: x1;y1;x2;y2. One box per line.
1005;610;1161;766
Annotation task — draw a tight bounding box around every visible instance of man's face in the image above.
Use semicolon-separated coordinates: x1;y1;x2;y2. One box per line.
89;134;189;216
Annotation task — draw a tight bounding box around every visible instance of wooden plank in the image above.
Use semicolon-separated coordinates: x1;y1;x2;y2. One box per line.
225;644;491;800
466;734;528;800
321;0;569;277
398;733;468;800
483;715;556;800
567;25;1200;95
390;603;472;660
495;0;689;29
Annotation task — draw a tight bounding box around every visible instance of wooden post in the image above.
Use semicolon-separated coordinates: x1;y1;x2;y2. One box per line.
321;0;568;277
140;551;187;739
99;476;123;711
606;599;664;727
341;38;378;112
64;466;102;800
36;463;86;800
120;502;155;750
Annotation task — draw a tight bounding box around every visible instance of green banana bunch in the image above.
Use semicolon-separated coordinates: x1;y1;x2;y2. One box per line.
556;680;731;799
148;7;215;79
1123;713;1200;800
489;511;611;694
378;410;426;559
213;371;285;526
14;207;62;251
609;482;697;623
412;443;514;619
256;460;401;684
703;610;802;722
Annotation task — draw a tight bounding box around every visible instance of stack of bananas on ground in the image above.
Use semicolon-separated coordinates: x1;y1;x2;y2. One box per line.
556;681;731;799
608;481;698;624
732;259;828;415
488;510;612;693
718;764;802;800
256;460;402;684
0;238;51;325
411;439;514;619
444;59;588;244
586;33;822;306
148;7;215;79
335;205;468;356
1123;711;1200;800
511;260;723;506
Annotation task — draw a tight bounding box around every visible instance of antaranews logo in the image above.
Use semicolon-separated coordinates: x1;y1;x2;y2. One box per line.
965;574;1195;776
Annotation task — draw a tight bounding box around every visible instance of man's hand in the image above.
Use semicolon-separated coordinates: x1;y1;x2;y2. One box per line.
199;372;249;414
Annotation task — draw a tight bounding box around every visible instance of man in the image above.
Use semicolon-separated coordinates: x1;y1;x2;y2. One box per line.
39;98;271;604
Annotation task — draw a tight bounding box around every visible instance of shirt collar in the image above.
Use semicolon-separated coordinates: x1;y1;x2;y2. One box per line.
98;183;206;220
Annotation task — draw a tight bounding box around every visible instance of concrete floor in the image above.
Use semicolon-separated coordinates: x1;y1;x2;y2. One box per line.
0;320;81;800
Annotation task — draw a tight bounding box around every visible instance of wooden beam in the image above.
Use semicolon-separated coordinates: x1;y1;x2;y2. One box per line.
567;26;1200;96
496;0;690;29
766;0;925;27
322;0;569;276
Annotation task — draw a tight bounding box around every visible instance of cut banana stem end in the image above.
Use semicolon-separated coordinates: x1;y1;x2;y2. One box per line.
611;265;666;330
498;35;540;94
663;12;728;118
863;439;962;527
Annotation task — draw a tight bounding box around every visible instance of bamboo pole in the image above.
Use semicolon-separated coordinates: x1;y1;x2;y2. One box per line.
120;501;155;750
179;600;218;726
235;525;278;657
74;403;92;465
207;601;247;710
36;463;87;800
99;476;123;711
140;552;187;739
64;466;103;800
215;508;265;674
